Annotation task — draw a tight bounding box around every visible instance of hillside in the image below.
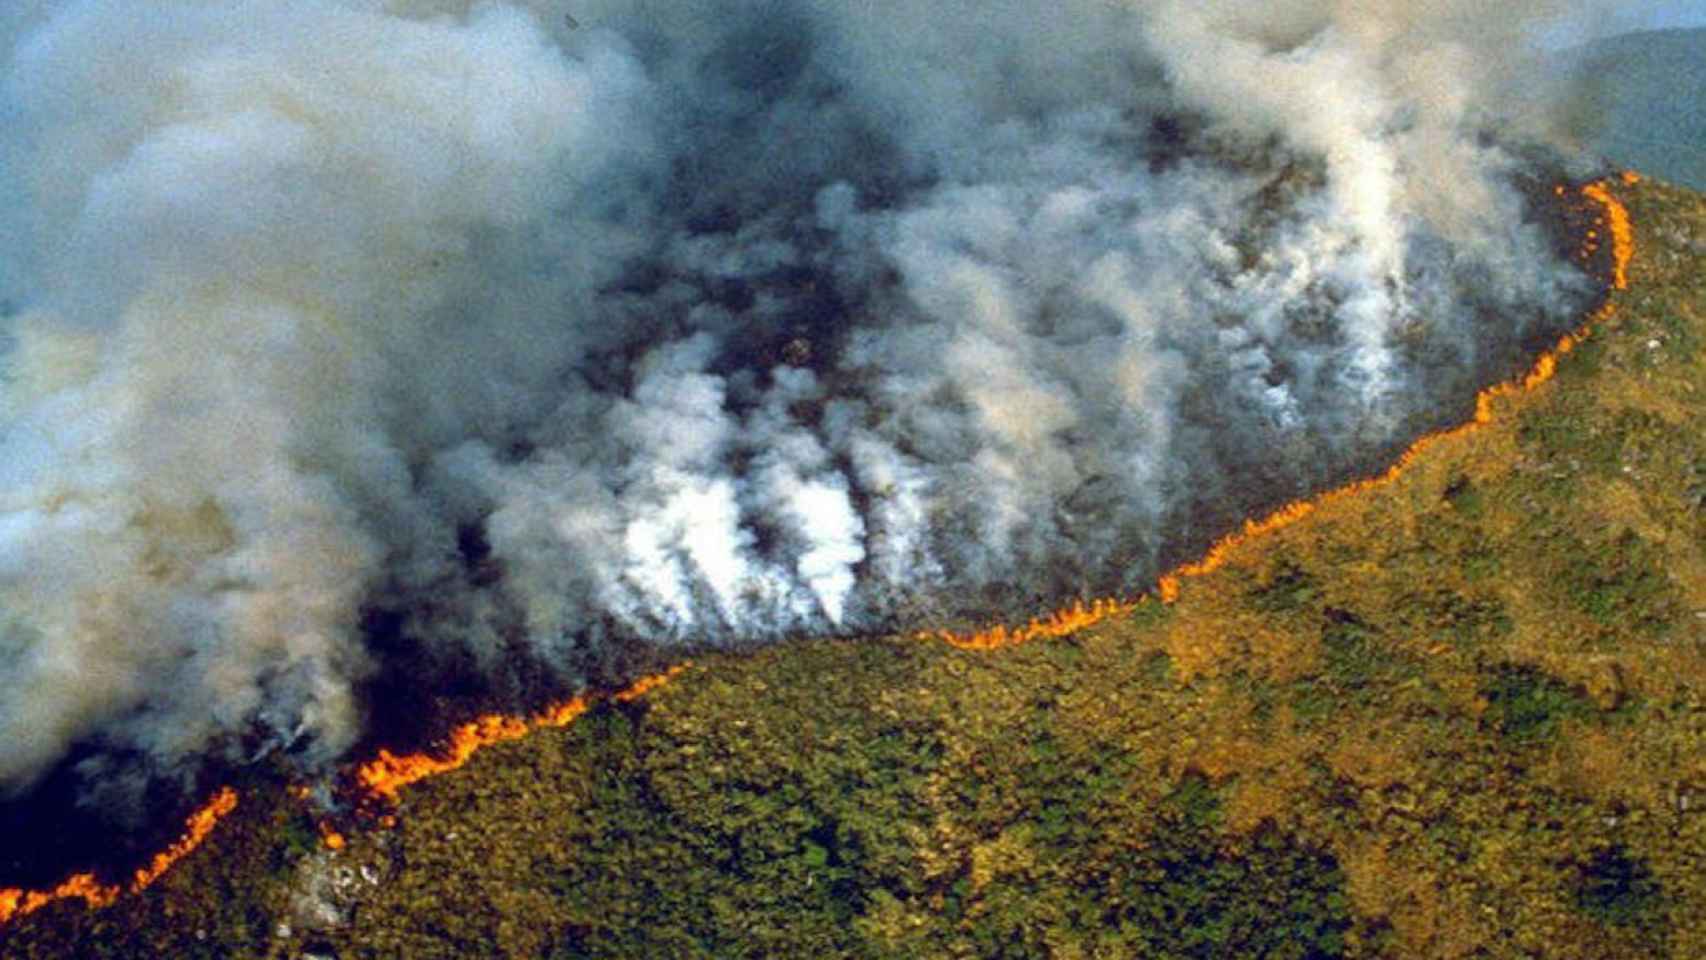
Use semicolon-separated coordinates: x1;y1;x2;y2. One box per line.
2;175;1703;959
1561;28;1706;190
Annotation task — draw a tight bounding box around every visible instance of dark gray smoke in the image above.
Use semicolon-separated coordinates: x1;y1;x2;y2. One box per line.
0;0;1609;801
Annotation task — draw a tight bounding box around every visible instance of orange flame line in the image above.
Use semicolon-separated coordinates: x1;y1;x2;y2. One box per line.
0;787;238;929
0;173;1644;930
352;663;691;805
926;176;1637;649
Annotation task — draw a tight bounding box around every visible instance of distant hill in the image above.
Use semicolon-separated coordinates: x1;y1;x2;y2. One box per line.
1560;27;1706;189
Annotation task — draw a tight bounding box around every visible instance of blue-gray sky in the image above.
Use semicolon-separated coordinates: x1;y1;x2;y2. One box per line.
1634;0;1706;30
1538;1;1706;48
1593;0;1706;37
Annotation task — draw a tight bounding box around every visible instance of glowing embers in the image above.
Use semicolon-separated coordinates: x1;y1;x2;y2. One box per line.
0;787;238;927
928;176;1639;646
352;664;689;806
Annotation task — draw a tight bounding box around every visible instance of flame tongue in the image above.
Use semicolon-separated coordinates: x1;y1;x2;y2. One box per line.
0;787;238;927
353;664;690;805
0;873;118;929
130;788;239;890
926;597;1139;650
355;713;562;805
1584;178;1637;291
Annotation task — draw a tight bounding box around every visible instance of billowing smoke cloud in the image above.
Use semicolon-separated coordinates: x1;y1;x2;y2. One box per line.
0;0;1608;803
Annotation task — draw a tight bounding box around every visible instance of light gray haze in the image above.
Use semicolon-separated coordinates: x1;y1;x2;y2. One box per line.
0;1;1621;806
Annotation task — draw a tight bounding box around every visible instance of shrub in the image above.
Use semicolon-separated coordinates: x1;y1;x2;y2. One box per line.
1575;845;1664;928
1479;664;1592;744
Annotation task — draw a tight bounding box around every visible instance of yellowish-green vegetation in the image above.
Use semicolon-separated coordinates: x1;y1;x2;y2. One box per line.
3;177;1703;959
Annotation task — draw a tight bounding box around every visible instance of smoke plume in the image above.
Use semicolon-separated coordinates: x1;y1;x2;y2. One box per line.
0;1;1610;805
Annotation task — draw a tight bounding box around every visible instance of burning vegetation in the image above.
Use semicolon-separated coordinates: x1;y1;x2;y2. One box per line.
928;174;1641;650
0;0;1693;955
0;0;1622;823
350;665;689;807
0;788;235;928
7;174;1694;960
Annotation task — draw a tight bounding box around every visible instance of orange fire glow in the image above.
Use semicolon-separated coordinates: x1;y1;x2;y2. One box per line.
0;787;238;929
924;596;1141;651
353;663;691;805
0;174;1642;932
928;176;1637;646
130;788;239;890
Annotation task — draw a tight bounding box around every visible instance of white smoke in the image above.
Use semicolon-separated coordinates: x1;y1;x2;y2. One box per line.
0;0;1608;802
